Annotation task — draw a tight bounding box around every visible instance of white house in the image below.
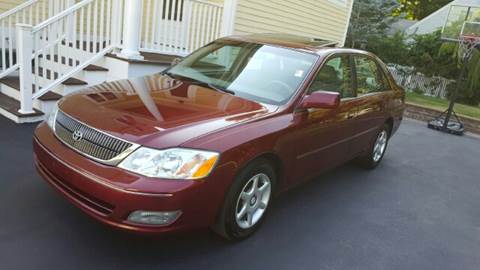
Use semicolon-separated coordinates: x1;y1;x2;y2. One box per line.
0;0;354;123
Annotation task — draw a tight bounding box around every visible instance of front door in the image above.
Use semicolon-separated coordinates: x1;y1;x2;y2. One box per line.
292;54;358;182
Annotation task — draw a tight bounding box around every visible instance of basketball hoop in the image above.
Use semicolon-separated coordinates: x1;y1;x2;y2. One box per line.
429;11;480;135
459;21;480;60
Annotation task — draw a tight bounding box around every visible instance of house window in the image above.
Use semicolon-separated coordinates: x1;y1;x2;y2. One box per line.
162;0;184;21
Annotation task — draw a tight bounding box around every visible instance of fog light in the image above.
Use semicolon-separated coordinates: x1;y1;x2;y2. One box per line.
127;210;181;226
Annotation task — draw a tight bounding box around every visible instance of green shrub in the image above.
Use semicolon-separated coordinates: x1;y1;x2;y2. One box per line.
446;80;480;106
413;88;424;94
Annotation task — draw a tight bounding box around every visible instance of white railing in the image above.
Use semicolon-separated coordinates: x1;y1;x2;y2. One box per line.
12;0;229;114
140;0;224;56
17;0;124;113
0;0;72;78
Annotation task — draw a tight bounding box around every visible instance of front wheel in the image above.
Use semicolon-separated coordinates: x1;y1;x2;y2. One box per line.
357;124;390;169
212;159;276;240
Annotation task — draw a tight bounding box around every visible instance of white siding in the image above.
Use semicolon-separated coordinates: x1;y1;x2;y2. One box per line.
0;0;23;14
234;0;353;45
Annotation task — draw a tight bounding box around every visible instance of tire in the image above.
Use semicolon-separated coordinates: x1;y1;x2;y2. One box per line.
356;124;390;169
212;158;276;240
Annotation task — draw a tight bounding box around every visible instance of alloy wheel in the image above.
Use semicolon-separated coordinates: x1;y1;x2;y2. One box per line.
235;173;272;229
373;130;388;162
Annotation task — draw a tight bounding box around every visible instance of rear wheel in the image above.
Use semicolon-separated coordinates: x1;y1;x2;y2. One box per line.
357;124;390;169
213;159;276;240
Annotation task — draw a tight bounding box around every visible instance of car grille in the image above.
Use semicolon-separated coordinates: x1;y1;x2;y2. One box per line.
54;111;134;164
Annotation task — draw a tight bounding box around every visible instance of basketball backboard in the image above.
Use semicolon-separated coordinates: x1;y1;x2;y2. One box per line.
442;4;480;41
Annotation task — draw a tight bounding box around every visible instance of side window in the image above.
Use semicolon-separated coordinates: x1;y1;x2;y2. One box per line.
354;56;387;95
308;55;354;98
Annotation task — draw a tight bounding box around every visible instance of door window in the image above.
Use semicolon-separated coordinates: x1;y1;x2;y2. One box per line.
354;56;387;95
308;55;355;98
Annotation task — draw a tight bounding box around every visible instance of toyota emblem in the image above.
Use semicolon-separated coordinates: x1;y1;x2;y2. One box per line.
72;130;83;142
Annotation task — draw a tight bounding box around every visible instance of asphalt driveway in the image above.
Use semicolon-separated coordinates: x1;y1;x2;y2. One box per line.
1;116;479;270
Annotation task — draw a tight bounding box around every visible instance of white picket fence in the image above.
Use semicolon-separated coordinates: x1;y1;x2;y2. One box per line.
387;65;454;99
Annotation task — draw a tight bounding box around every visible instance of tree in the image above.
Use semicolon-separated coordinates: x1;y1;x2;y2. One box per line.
407;31;459;79
447;46;480;105
366;32;410;66
393;0;452;20
465;51;480;105
364;31;458;79
348;0;480;105
346;0;398;48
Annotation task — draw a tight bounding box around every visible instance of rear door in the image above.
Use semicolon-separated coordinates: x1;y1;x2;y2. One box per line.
350;55;393;155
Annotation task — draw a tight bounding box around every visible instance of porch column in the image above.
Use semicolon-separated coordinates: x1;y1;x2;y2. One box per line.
17;24;34;114
118;0;144;60
221;0;238;37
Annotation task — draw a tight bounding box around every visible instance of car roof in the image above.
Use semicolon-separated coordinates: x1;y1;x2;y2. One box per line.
221;33;369;56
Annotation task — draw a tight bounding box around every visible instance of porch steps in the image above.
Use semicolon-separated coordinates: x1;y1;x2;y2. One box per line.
0;93;44;123
83;65;109;72
63;77;88;86
0;76;63;101
105;52;178;65
0;51;174;123
102;52;173;81
0;76;62;121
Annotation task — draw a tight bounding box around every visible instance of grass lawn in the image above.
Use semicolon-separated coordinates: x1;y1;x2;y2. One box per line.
405;92;480;120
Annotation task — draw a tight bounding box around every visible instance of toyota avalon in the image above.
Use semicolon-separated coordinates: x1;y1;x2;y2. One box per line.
33;34;405;240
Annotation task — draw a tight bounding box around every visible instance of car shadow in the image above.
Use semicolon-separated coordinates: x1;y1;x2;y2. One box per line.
49;160;380;265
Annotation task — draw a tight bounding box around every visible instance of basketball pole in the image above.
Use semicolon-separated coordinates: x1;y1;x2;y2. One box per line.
436;5;480;134
442;53;469;131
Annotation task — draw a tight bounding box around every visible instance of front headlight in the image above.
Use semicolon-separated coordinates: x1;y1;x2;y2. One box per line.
46;102;59;131
118;147;219;180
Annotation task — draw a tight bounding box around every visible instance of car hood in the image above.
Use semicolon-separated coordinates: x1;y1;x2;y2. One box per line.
58;74;276;149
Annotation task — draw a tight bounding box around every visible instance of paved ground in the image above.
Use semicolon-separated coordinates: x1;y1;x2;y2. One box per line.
1;117;479;270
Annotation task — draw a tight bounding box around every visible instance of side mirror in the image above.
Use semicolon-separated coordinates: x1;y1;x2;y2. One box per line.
300;91;340;110
171;57;182;66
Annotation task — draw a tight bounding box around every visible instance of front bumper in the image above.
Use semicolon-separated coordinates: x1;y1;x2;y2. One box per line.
33;123;235;233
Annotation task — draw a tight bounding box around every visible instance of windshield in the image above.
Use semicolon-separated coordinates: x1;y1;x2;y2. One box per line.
167;40;318;105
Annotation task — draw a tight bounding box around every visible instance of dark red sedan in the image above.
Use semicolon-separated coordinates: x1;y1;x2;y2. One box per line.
34;34;405;240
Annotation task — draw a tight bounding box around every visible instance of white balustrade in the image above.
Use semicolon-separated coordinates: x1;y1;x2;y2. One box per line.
0;0;71;78
9;0;231;114
140;0;225;56
16;0;124;113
